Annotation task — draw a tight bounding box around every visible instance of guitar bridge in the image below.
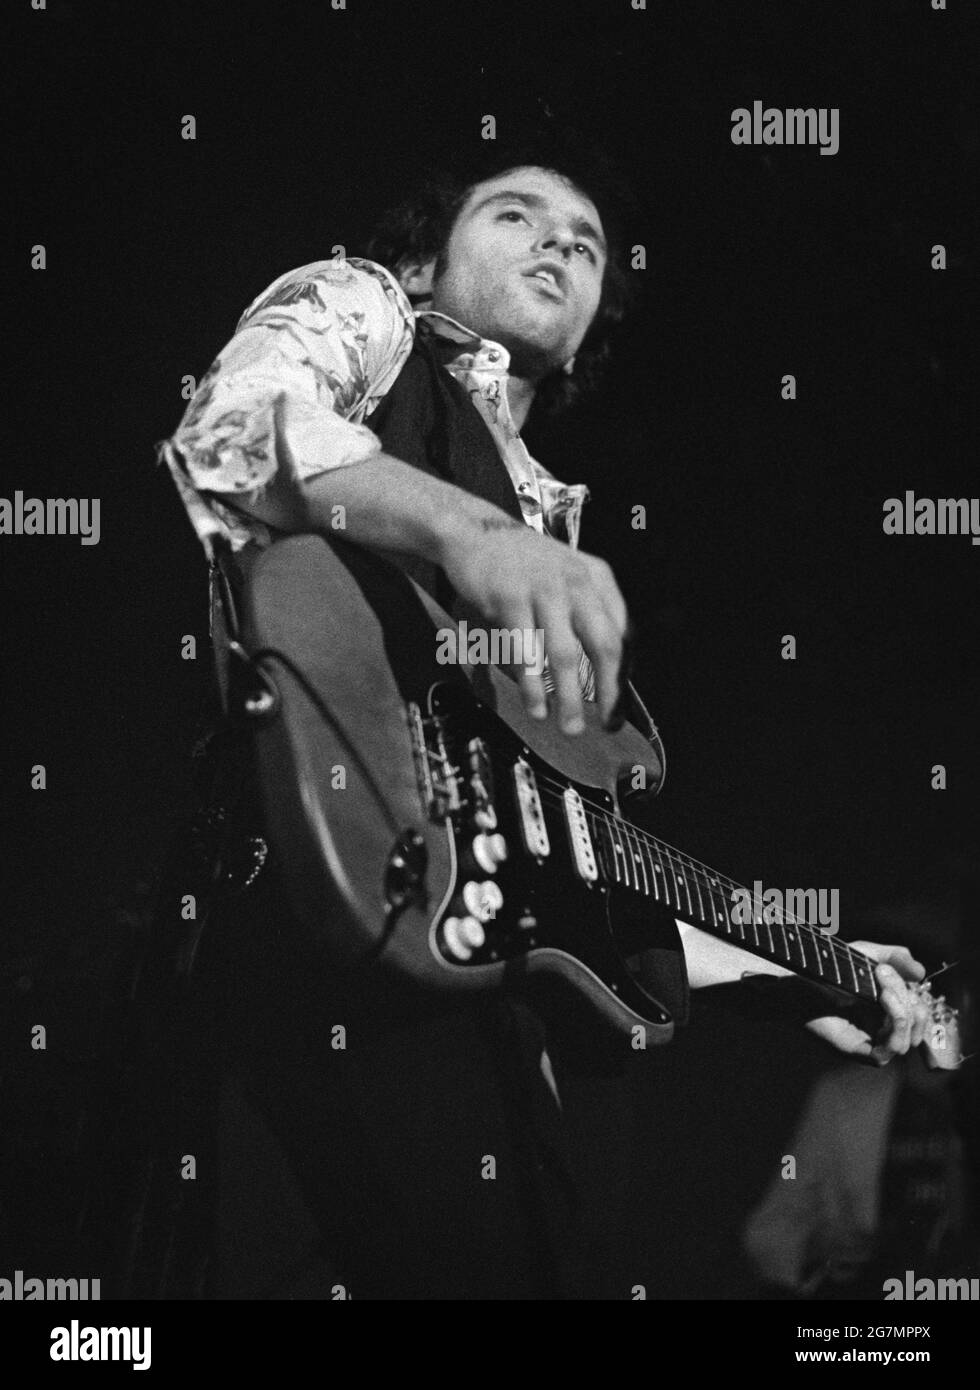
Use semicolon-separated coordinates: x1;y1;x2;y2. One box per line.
407;702;463;823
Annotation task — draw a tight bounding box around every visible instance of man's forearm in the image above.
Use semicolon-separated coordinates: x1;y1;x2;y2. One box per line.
210;451;520;568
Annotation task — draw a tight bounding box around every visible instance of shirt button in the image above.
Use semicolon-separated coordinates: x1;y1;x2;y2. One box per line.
485;349;501;363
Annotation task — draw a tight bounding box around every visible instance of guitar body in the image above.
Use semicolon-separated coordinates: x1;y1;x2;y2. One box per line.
239;533;676;1042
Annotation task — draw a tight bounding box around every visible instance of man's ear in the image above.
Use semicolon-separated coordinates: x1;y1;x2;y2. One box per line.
397;256;437;297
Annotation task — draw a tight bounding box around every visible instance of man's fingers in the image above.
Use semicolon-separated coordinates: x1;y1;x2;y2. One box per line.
853;940;926;983
587;556;630;638
877;969;913;1055
571;597;628;728
880;945;926;982
583;559;633;726
515;670;549;722
506;605;549;721
536;602;587;735
910;991;932;1049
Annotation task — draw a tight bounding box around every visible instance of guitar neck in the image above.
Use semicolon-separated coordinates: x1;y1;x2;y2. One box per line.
584;807;880;1006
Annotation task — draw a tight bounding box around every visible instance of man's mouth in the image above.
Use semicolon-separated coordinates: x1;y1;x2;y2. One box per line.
523;262;568;300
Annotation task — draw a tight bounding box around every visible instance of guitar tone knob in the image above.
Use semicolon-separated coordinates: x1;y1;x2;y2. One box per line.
462;880;504;922
472;833;508;874
441;917;473;961
458;915;486;949
483;881;504;914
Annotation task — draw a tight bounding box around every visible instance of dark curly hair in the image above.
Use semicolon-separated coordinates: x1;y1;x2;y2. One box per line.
364;126;642;415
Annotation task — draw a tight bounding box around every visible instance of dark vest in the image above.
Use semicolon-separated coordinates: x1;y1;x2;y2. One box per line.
363;328;528;611
369;328;526;517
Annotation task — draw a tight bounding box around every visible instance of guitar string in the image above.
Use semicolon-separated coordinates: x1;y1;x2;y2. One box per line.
522;776;879;995
437;724;930;1012
527;768;833;934
429;730;952;1039
523;786;974;1047
513;782;958;1027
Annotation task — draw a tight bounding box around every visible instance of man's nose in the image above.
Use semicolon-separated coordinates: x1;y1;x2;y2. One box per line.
532;227;575;259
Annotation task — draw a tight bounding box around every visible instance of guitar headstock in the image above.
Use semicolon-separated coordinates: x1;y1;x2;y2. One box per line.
911;977;966;1071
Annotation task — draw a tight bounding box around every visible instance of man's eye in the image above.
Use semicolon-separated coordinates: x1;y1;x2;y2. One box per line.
574;243;597;262
498;210;528;223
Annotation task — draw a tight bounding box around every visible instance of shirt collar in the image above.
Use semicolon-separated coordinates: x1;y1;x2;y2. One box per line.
413;303;511;369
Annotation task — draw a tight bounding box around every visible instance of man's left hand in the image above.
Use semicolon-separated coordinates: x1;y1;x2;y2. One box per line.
806;941;930;1064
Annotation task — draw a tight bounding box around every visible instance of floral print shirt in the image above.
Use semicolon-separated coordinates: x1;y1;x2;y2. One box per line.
158;256;589;556
157;256;594;695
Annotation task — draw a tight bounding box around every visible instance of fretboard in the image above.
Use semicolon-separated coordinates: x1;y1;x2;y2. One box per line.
583;807;879;1004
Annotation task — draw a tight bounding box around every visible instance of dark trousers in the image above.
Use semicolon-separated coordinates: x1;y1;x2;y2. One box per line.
196;864;645;1300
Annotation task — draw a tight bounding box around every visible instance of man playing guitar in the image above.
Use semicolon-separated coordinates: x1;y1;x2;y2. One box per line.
159;137;939;1298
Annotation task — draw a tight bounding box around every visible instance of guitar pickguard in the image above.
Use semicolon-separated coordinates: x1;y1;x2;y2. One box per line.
410;681;678;1034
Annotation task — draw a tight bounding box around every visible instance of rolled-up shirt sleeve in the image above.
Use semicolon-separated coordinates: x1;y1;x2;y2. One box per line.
157;257;415;554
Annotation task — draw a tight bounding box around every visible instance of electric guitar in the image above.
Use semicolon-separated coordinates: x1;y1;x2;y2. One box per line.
228;533;963;1066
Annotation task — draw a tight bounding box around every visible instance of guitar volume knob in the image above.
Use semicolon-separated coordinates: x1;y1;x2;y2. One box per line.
462;880;504;922
472;833;508;874
458;915;486;949
441;916;473;961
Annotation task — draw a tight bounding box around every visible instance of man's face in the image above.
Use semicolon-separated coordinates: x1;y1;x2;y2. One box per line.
423;166;608;378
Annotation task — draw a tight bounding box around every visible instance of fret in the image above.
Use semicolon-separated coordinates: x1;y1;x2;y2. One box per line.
685;856;708;925
612;819;635;891
640;831;663;904
724;880;747;944
633;822;650;900
836;940;860;993
649;839;675;910
843;945;877;1001
670;854;695;918
810;927;840;986
757;905;776;957
603;814;623;887
741;896;766;956
624;820;651;896
602;812;631;889
779;917;809;972
767;908;791;966
822;939;856;995
588;812;617;885
639;836;660;902
708;875;733;934
796;923;822;978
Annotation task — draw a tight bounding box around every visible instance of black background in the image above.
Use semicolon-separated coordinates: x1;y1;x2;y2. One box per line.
4;0;978;1302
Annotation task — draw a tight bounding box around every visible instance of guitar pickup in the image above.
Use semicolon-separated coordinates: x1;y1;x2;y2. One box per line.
562;786;598;883
466;737;497;829
513;758;550;858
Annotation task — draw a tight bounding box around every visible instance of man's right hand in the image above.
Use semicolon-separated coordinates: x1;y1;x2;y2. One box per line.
438;514;631;736
208;401;632;736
